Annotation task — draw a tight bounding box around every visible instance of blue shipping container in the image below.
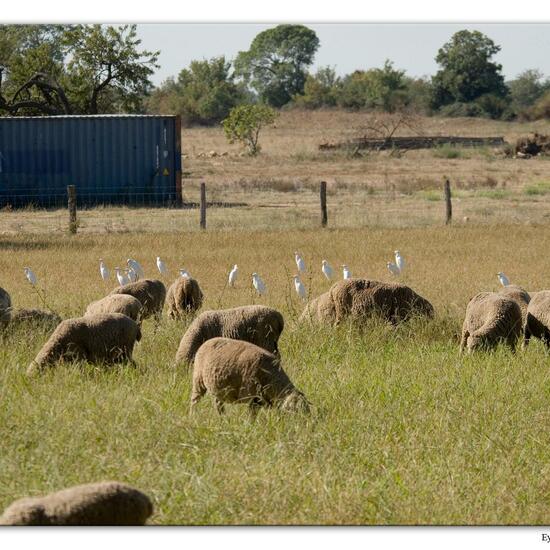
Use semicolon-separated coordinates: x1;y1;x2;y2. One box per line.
0;115;182;207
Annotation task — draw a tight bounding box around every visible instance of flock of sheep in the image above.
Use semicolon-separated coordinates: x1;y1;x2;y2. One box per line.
1;251;549;525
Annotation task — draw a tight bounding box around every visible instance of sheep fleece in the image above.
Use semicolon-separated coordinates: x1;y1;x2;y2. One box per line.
166;277;204;318
0;481;153;525
109;279;166;320
498;285;530;320
28;313;141;374
175;305;284;366
0;286;11;327
460;292;522;352
524;290;550;348
85;294;142;322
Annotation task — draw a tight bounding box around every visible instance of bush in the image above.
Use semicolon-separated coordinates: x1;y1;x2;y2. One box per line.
523;91;550;121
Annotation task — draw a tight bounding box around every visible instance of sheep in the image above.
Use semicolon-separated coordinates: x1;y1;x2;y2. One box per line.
174;305;284;368
300;279;434;325
498;284;530;322
85;294;142;323
0;286;11;328
191;337;309;417
460;292;522;353
5;308;61;331
166;276;204;319
109;279;166;322
523;290;550;349
0;481;153;525
27;313;141;375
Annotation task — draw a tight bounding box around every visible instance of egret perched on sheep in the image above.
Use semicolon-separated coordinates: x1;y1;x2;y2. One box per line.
228;264;238;287
252;273;267;296
127;267;138;283
342;265;351;280
293;275;307;301
156;257;168;275
99;259;110;281
295;252;306;273
321;260;333;280
179;269;191;279
24;267;37;286
497;272;510;287
127;258;144;280
387;261;400;276
394;250;405;273
114;267;131;287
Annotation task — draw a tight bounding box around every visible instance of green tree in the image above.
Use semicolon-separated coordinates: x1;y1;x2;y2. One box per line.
508;69;550;111
222;104;278;156
234;24;320;107
292;66;340;109
431;30;508;109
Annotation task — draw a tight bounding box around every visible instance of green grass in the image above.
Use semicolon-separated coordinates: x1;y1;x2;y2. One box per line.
432;145;469;159
416;189;442;201
474;189;511;200
523;181;550;196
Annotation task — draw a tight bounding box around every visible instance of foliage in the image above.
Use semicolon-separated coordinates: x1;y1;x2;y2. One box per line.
0;24;159;115
431;30;508;110
522;91;550;121
292;66;340;109
222;104;278;155
508;69;550;113
234;24;320;107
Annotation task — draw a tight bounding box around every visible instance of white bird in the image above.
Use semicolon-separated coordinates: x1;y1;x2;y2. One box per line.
321;260;333;280
387;261;401;276
127;258;144;280
394;250;405;273
156;256;168;275
24;267;37;286
228;264;238;287
99;259;110;281
295;251;306;273
179;269;191;279
252;272;267;296
115;267;131;287
497;272;510;287
127;266;138;283
342;265;351;280
293;275;307;301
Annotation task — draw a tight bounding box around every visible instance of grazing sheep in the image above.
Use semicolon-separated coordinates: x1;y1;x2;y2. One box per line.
166;276;204;319
85;294;142;322
191;337;309;417
109;279;166;322
175;305;284;368
301;279;434;325
6;309;61;331
524;290;550;349
0;481;153;525
0;286;11;327
498;284;531;321
460;292;522;353
27;313;141;375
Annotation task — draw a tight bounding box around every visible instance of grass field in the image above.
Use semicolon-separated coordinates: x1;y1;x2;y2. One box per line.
2;223;550;524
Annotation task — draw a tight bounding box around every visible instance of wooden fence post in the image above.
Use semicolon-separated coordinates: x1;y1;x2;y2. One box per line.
67;185;77;234
444;178;452;225
200;182;206;229
320;181;328;227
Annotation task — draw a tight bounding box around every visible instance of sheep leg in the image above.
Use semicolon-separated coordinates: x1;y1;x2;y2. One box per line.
189;388;205;414
522;325;532;349
459;330;469;354
215;399;225;415
248;398;262;420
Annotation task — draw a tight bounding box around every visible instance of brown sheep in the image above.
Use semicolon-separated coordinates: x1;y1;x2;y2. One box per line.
498;284;530;322
166;276;204;319
301;279;434;325
0;286;11;328
524;290;550;349
85;294;142;322
174;305;284;368
6;308;61;331
191;337;309;417
460;292;522;353
27;313;141;375
109;279;166;322
0;481;153;525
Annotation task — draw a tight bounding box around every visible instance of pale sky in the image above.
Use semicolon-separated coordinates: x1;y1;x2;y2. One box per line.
135;23;550;86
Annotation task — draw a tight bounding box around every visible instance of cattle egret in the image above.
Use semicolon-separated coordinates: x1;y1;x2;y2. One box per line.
387;261;400;276
295;251;306;273
115;267;130;287
228;264;238;287
99;259;110;281
497;272;510;287
252;273;267;296
394;250;405;273
127;266;138;283
321;260;333;280
342;265;351;280
294;275;307;301
24;267;37;286
156;257;168;275
127;258;144;279
179;269;191;279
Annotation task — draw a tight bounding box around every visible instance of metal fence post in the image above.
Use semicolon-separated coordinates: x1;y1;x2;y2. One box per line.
67;185;77;234
320;181;328;227
444;178;452;225
200;182;206;229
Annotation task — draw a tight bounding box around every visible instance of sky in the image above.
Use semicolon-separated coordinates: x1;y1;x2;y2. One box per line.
135;23;550;86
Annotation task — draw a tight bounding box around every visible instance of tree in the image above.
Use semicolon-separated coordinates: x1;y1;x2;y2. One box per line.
234;24;320;107
222;104;278;155
292;66;340;109
508;69;550;111
0;24;159;116
147;57;247;125
431;30;508;109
